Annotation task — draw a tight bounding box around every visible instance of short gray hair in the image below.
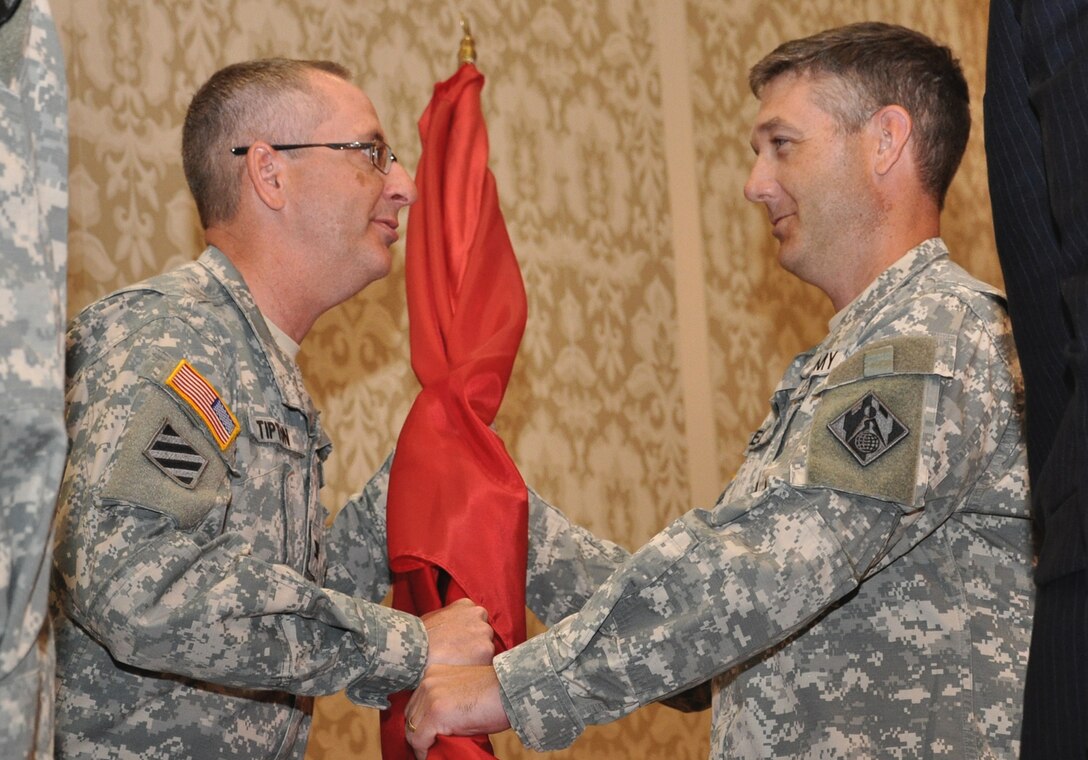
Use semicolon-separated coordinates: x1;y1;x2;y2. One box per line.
182;58;352;228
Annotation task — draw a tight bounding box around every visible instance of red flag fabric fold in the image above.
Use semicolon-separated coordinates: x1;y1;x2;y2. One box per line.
381;63;528;760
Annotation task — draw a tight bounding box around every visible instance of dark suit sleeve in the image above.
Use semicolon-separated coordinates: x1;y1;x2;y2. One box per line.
985;2;1088;756
984;0;1088;477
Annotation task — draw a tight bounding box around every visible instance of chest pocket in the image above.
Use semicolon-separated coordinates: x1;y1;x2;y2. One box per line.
257;411;332;581
805;335;955;509
231;409;325;576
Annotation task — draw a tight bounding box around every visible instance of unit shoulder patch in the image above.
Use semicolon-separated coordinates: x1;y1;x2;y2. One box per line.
100;384;229;530
826;390;910;466
806;336;952;508
143;419;208;488
808;373;931;508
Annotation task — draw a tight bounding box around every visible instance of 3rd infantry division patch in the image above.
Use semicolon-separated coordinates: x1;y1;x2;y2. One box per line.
143;419;208;489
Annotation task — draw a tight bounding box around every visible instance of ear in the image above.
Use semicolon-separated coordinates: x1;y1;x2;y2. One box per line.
871;105;912;176
243;142;288;211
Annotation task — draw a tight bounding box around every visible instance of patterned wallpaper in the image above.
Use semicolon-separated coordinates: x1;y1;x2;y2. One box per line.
53;1;991;758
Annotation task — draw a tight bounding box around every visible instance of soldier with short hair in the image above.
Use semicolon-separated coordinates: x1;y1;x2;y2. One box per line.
50;58;500;759
406;22;1033;759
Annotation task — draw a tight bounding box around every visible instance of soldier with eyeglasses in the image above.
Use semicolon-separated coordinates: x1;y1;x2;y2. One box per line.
50;57;498;759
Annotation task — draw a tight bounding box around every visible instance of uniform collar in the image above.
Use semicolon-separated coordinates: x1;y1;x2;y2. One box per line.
196;246;317;420
828;237;948;335
264;316;301;362
796;238;948;381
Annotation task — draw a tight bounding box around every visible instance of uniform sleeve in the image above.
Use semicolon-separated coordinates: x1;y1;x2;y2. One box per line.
493;294;1022;750
325;453;394;605
0;0;68;747
524;488;630;626
325;451;631;627
494;487;878;749
53;333;426;709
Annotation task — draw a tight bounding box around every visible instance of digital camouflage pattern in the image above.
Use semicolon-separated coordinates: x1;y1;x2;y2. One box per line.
0;0;67;756
522;489;632;629
52;247;429;759
496;239;1033;758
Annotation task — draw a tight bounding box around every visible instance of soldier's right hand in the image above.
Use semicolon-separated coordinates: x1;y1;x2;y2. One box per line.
422;599;494;667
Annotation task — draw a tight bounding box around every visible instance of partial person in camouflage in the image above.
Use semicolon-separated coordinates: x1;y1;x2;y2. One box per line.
405;22;1034;759
0;0;67;757
50;58;500;759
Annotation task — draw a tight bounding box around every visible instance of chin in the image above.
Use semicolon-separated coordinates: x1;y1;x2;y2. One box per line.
359;243;393;275
376;251;394;278
775;234;807;270
368;258;394;286
776;243;797;270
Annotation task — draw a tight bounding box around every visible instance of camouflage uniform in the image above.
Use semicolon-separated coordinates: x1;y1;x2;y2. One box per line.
496;239;1033;759
52;247;427;759
0;0;67;756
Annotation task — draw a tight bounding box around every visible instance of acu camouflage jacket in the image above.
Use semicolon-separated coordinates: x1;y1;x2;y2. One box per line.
497;239;1034;759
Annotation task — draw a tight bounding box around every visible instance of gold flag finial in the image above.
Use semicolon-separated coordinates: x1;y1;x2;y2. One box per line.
458;14;476;64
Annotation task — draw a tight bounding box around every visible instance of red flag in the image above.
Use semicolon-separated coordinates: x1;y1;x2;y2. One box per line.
381;63;528;759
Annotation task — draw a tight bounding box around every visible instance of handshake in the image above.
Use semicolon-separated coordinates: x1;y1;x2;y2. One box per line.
407;599;511;758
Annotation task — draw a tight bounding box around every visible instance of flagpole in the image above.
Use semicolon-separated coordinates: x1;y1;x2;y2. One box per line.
458;14;476;64
382;10;529;759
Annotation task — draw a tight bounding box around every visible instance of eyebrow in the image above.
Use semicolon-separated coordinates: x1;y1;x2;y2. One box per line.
752;116;798;136
749;116;801;151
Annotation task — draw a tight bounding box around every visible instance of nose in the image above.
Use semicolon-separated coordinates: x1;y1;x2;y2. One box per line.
744;154;774;204
385;160;418;207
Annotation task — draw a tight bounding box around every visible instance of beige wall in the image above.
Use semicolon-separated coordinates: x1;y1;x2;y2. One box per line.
54;0;993;757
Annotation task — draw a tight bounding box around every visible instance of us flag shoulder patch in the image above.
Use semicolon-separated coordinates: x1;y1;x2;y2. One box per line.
165;359;239;450
144;419;209;488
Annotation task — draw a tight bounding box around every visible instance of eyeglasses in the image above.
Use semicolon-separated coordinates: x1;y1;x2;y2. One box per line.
230;140;398;174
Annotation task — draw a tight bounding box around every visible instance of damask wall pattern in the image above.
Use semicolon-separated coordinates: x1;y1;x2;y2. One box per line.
53;1;991;758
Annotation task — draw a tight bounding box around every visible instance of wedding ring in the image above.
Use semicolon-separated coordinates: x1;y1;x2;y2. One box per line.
407;716;418;733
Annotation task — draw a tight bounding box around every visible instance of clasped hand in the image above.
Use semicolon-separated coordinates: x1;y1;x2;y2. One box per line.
408;600;510;758
421;598;495;668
